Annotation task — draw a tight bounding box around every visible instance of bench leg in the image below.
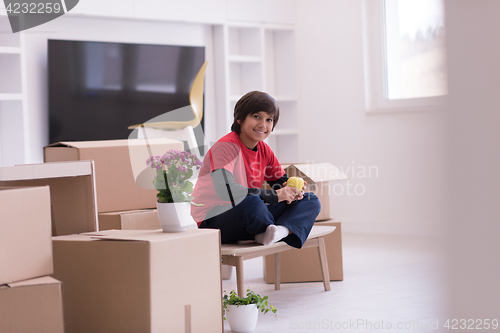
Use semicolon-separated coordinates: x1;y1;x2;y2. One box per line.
275;252;281;290
317;237;331;291
235;256;245;297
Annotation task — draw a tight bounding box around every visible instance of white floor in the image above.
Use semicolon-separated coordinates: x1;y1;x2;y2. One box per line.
222;233;449;333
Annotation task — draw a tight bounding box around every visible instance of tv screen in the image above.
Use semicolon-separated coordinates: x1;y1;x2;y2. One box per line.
48;39;205;143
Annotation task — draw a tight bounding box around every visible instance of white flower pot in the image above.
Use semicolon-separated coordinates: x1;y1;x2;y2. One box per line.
226;304;258;332
157;201;191;232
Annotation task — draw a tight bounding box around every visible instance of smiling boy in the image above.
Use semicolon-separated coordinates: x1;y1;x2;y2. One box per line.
191;91;320;248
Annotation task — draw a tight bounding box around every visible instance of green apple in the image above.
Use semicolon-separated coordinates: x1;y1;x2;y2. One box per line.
286;176;304;191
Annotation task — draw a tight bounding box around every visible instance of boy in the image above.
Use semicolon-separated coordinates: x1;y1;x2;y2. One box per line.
192;91;320;248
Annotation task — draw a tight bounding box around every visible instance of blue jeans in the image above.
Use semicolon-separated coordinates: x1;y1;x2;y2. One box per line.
199;193;321;249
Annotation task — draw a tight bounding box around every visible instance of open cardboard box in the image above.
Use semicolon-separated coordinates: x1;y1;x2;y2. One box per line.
0;276;64;333
0;160;98;236
263;162;348;221
98;209;161;231
44;138;184;213
52;229;223;333
0;186;53;285
284;163;348;220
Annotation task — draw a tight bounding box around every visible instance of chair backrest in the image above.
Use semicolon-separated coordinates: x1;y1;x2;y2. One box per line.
189;60;209;124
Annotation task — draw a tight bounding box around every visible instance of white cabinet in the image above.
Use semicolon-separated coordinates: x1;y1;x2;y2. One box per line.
0;2;299;166
214;23;300;163
0;15;27;166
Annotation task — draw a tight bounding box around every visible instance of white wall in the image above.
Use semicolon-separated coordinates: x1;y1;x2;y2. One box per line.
295;0;448;235
22;15;216;163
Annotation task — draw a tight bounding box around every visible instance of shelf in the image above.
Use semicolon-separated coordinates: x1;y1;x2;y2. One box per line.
228;55;262;63
0;46;21;54
227;24;261;58
229;95;242;102
216;20;300;163
271;128;299;136
0;99;25;166
229;62;263;96
264;24;295;32
0;16;19;48
265;29;296;96
0;93;23;101
230;95;296;103
0;53;22;94
274;95;297;102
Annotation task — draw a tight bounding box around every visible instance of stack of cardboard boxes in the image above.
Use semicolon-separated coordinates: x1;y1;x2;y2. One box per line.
0;186;64;333
1;138;223;333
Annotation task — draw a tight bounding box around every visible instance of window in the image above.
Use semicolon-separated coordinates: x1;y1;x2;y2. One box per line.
363;0;448;112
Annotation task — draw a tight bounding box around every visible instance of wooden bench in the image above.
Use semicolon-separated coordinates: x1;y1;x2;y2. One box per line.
220;225;336;296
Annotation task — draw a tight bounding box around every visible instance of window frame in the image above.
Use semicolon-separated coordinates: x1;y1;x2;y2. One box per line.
362;0;448;114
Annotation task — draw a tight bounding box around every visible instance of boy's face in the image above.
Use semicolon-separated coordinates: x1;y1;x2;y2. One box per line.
237;111;274;149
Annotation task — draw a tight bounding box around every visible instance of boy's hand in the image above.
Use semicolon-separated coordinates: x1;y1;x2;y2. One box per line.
294;181;307;201
277;183;300;204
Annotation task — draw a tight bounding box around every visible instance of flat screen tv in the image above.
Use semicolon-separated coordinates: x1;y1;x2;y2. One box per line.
48;39;205;144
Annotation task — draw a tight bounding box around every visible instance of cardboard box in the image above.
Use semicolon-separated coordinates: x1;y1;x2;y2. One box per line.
99;209;160;230
264;221;344;283
263;163;348;221
284;163;348;220
0;160;98;236
44;138;184;213
52;229;223;333
0;186;53;285
0;276;64;333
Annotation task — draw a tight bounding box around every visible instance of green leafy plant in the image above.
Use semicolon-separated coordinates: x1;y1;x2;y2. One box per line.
223;289;277;320
146;149;203;204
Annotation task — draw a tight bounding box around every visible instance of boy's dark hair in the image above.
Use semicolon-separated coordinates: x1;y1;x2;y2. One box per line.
231;91;280;134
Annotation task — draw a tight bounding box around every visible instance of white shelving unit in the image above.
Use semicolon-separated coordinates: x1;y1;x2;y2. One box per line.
0;15;28;166
214;23;300;163
0;1;298;166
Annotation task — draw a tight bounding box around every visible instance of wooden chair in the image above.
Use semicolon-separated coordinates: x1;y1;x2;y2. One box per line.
221;225;335;296
128;60;209;158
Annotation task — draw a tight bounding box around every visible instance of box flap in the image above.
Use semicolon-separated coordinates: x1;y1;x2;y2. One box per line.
84;229;217;242
99;209;155;217
47;138;182;149
0;186;53;285
0;160;94;181
0;185;49;192
0;161;98;236
46;140;129;148
6;276;61;288
286;163;349;182
45;142;75;148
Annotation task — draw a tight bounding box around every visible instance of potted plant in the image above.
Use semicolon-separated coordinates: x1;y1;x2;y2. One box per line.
223;289;277;333
146;149;203;232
